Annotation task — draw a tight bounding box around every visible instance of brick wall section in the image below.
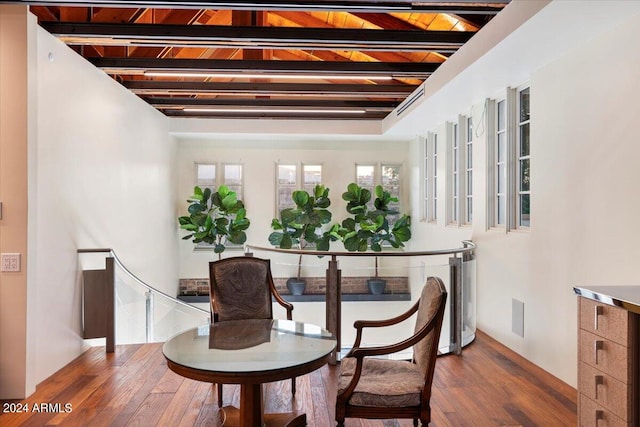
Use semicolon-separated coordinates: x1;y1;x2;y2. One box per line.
179;276;409;296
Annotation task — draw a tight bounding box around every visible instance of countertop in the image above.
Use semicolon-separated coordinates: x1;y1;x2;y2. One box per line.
574;285;640;315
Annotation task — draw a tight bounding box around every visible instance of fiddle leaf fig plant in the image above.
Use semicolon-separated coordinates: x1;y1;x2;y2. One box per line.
178;185;250;257
269;184;336;279
340;182;412;255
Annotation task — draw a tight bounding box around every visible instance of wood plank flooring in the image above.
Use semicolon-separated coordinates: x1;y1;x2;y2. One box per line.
0;330;576;426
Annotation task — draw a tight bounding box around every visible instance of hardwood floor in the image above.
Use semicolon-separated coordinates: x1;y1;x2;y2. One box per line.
0;330;576;426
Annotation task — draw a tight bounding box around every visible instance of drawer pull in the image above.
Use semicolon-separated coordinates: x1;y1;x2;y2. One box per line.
594;305;603;329
594;375;603;399
594;340;604;364
595;409;604;425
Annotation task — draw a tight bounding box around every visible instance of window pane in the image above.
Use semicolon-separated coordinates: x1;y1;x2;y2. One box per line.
196;163;216;187
520;123;530;156
467;171;473;194
303;164;322;193
497;164;505;193
467;197;473;222
497;133;506;162
224;164;243;200
467;117;473;141
520;159;530;192
497;195;505;224
277;165;296;210
520;87;530;122
356;165;375;187
520;194;530;227
497;100;506;131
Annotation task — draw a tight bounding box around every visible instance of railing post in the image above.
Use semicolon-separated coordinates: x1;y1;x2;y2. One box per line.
146;290;154;343
105;257;115;353
449;255;463;355
326;255;341;364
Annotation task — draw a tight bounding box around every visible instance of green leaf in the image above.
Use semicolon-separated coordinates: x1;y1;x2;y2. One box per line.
221;193;238;210
214;244;225;254
268;232;283;246
292;190;310;207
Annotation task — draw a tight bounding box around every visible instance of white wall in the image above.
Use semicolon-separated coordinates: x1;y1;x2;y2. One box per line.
392;1;640;387
28;22;177;394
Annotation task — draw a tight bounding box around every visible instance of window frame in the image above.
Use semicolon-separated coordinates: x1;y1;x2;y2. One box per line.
487;83;531;232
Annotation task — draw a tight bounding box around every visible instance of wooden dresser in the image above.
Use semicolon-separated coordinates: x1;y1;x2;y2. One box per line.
575;286;640;427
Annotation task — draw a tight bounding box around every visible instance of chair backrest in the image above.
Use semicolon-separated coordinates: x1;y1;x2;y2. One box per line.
412;277;447;377
208;257;274;322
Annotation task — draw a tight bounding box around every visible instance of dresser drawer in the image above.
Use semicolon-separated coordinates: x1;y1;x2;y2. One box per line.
579;394;630;427
579;329;630;383
579;298;630;345
579;362;633;421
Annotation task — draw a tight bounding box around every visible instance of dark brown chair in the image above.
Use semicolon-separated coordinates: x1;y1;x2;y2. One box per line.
335;277;447;427
209;256;295;407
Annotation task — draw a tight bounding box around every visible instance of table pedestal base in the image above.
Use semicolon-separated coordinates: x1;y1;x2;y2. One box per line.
221;406;307;427
219;383;306;427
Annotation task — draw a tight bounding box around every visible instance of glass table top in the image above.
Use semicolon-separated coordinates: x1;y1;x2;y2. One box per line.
163;319;336;374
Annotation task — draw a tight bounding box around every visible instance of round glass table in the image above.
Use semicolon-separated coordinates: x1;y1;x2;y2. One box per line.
163;319;336;426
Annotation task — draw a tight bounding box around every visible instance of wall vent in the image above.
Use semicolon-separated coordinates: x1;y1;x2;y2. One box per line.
396;86;425;116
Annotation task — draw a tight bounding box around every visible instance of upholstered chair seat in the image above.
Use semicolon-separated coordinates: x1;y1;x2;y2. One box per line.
338;357;424;407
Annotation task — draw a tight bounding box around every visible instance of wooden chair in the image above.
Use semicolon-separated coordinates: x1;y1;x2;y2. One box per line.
335;277;447;427
208;256;295;407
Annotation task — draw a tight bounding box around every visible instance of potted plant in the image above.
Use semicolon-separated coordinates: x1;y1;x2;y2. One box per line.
340;183;411;294
178;185;251;259
269;184;334;295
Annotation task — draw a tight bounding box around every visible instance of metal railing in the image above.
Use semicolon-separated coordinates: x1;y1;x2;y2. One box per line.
78;248;209;350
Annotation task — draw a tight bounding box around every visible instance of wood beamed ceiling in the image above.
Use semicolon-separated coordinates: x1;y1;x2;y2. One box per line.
23;1;511;120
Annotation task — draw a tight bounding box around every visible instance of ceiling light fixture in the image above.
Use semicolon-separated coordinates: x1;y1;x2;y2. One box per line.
144;71;393;81
182;107;366;114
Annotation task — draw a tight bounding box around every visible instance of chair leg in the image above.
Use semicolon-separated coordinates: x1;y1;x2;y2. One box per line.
291;377;296;397
217;383;223;407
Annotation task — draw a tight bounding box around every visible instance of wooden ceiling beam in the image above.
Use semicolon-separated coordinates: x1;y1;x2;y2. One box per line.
143;96;398;109
122;80;418;97
41;21;475;52
19;1;508;14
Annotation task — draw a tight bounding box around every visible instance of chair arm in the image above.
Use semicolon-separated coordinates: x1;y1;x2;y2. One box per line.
346;308;440;359
271;290;294;320
350;299;420;349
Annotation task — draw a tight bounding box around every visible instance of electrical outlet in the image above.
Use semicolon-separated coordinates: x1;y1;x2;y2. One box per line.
1;253;21;272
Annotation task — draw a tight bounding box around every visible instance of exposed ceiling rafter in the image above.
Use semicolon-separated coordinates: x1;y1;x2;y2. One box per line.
41;22;475;52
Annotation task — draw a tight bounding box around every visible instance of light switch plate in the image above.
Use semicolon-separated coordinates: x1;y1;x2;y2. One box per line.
1;253;21;272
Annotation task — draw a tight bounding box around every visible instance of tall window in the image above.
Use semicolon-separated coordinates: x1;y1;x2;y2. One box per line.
465;116;473;224
449;122;460;225
517;87;531;227
433;134;438;222
423;133;438;223
382;164;401;223
356;164;376;209
496;99;507;226
488;84;531;231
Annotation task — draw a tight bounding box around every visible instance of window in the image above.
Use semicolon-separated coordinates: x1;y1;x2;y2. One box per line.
496;99;507;226
193;162;245;249
196;163;243;197
277;164;297;212
358;163;402;217
488;84;531;231
448;121;460;225
196;163;216;191
517;87;530;227
303;164;322;194
276;163;323;214
464;116;473;224
423;133;437;223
